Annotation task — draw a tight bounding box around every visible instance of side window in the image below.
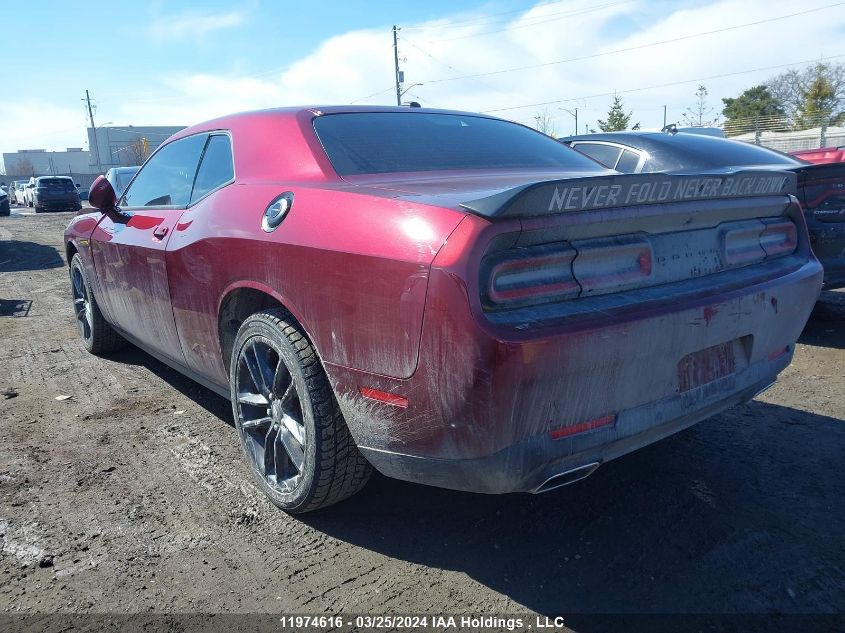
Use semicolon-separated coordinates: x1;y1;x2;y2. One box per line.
191;134;234;202
122;134;207;207
572;143;622;169
615;149;641;173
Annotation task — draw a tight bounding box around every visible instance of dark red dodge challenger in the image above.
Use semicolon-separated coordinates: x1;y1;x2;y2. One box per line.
66;106;823;513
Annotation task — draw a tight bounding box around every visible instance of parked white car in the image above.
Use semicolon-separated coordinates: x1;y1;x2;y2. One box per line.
105;166;140;199
12;181;29;205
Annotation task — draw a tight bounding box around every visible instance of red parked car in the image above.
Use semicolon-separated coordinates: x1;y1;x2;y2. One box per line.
66;106;822;513
790;146;845;165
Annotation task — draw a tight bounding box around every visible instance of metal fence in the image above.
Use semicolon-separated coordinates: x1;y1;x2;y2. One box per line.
723;113;844;153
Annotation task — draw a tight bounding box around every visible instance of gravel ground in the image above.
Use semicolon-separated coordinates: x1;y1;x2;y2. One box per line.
0;208;843;629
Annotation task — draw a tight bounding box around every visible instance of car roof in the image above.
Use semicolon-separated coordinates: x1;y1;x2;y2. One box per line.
560;131;801;171
164;105;520;184
171;105;502;139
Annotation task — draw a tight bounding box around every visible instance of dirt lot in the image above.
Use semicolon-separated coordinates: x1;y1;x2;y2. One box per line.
0;208;843;627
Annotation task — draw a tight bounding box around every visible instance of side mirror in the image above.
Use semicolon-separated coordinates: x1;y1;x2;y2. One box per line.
75;183;81;188
88;175;117;211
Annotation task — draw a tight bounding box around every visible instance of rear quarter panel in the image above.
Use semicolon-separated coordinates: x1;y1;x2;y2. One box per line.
165;183;467;387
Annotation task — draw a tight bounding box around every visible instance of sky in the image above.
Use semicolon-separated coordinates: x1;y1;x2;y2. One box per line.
3;0;845;170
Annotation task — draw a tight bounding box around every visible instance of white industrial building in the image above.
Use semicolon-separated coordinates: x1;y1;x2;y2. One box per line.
3;125;186;187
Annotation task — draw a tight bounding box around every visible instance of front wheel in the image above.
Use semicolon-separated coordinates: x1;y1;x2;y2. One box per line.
69;254;126;354
230;309;371;513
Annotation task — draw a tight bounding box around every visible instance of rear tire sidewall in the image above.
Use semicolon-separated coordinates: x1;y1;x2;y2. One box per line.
69;255;95;352
229;317;319;513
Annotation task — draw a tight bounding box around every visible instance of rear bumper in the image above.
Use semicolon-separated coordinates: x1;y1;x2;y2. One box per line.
360;362;783;494
329;256;823;494
36;201;81;211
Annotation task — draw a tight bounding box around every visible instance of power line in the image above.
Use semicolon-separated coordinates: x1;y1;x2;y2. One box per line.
401;36;502;93
420;1;845;85
480;53;845;114
349;86;396;104
420;0;633;43
401;0;596;31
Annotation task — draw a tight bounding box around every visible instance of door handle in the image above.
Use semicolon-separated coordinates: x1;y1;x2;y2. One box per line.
153;225;169;239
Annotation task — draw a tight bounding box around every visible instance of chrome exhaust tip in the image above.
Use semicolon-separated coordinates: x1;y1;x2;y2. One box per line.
532;462;600;494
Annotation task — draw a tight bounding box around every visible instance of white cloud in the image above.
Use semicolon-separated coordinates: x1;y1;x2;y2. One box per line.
5;0;845;163
0;100;88;172
149;8;248;41
121;0;845;133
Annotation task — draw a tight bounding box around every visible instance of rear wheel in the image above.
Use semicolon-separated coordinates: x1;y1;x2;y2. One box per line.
69;254;126;354
229;309;371;513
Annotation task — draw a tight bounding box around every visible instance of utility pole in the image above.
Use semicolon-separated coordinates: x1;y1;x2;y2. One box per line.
84;90;102;173
393;25;401;106
662;105;667;128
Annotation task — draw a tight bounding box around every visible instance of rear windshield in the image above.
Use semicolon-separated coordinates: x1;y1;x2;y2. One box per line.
313;112;603;176
38;178;73;187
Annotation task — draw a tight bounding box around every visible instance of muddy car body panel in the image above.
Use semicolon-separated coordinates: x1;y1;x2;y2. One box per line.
66;107;823;498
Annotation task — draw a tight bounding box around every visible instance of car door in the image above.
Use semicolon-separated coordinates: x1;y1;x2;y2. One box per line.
90;133;208;366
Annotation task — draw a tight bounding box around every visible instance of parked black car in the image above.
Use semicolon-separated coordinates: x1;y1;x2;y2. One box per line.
29;176;82;213
0;186;9;216
561;131;845;289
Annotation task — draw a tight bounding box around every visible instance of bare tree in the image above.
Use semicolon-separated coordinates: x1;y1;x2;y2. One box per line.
767;62;845;123
127;137;150;165
10;157;36;177
682;85;719;127
533;109;558;138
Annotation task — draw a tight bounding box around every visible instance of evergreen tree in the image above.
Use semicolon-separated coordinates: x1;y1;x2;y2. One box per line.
721;85;785;134
597;95;636;132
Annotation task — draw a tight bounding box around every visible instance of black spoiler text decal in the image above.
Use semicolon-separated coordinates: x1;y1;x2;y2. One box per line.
461;170;796;218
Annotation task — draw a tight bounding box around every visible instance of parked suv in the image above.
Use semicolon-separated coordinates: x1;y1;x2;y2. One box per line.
29;176;82;213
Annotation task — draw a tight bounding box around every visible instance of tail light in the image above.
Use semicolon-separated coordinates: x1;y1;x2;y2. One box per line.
484;218;798;312
484;243;579;308
722;219;797;265
570;236;653;297
483;236;652;309
759;220;797;257
722;221;766;265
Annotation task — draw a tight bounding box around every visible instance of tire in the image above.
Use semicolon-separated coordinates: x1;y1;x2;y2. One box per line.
27;198;33;208
229;308;371;513
0;200;9;216
69;254;126;355
34;205;43;213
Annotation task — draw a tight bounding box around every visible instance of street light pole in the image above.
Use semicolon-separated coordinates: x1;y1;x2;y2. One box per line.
84;90;101;173
399;83;424;102
558;107;578;135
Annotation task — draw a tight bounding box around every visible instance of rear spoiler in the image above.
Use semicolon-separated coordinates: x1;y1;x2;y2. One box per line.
793;162;845;185
460;170;796;218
